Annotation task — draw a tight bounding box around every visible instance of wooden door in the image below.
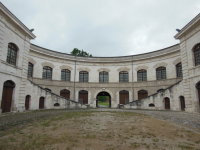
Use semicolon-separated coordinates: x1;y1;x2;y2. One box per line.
165;98;170;109
79;91;88;104
1;86;13;113
198;88;200;108
25;95;30;110
60;90;70;99
180;96;185;111
39;97;44;109
138;90;148;99
120;92;129;104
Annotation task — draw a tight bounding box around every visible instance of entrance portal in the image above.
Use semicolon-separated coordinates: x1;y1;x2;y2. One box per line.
96;92;111;108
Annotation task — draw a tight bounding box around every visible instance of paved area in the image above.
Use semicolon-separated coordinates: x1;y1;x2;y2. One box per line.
0;108;200;132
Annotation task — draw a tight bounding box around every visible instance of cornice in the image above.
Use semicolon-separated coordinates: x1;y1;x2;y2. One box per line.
0;2;36;39
174;13;200;39
30;44;180;63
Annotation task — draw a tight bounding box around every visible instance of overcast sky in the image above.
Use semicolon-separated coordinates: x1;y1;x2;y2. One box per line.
1;0;200;56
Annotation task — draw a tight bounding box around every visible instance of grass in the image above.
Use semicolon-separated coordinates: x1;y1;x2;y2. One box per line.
98;102;109;107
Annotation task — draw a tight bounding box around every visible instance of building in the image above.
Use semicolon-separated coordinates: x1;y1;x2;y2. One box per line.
0;2;200;114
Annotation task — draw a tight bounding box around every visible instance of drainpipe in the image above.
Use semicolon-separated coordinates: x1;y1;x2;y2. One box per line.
132;56;134;102
74;57;76;101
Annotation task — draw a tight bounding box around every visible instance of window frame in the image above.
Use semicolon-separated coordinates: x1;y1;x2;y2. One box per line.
137;69;147;81
42;66;52;79
61;69;71;81
119;71;129;82
79;71;89;82
28;62;33;77
194;44;200;66
176;63;182;77
7;43;18;66
156;67;166;80
99;71;109;83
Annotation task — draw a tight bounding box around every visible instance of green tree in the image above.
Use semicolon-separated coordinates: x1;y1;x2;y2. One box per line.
98;96;108;102
70;48;92;57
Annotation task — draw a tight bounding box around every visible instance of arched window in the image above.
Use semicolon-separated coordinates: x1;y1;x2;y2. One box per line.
79;71;88;82
7;43;18;65
176;63;182;77
119;71;128;82
99;71;108;82
28;63;33;77
156;67;166;80
138;90;148;99
137;70;147;81
61;69;71;81
54;103;60;106
42;66;52;79
194;44;200;66
149;103;155;107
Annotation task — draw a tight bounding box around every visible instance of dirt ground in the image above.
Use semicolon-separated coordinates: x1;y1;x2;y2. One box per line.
0;111;200;150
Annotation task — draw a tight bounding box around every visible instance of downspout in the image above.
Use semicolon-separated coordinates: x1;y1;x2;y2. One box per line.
132;56;134;102
74;56;76;101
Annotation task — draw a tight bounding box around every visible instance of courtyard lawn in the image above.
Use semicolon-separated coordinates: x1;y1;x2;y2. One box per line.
98;102;109;107
0;111;200;150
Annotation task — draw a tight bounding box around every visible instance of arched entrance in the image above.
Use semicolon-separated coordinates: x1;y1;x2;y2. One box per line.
138;90;148;99
1;80;15;113
164;97;170;110
119;90;129;104
60;89;70;99
196;82;200;110
25;95;31;110
180;96;185;111
39;97;45;109
96;91;111;108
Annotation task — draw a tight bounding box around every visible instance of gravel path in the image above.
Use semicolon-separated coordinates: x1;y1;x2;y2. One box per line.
0;108;200;131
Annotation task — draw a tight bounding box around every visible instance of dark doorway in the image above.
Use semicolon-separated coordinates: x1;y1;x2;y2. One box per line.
79;90;88;104
180;96;185;111
96;92;111;108
60;89;70;99
196;82;200;109
39;97;45;109
138;90;148;99
119;90;129;104
1;80;15;113
25;95;30;110
164;97;170;110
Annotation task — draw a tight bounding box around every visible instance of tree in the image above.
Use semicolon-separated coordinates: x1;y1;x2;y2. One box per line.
70;48;92;57
98;96;108;102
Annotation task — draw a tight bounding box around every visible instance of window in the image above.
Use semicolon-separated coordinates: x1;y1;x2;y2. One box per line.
61;69;70;81
79;71;88;82
28;63;33;77
119;71;128;82
156;67;166;80
176;63;182;77
7;43;18;65
137;70;147;81
99;71;108;82
194;44;200;66
42;66;52;79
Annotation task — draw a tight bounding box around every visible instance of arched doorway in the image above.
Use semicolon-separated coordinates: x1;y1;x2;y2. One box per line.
164;97;170;110
60;89;70;99
1;80;15;113
39;97;45;109
180;96;185;111
138;90;148;99
96;91;111;108
79;90;88;104
119;90;129;104
196;82;200;110
25;95;31;110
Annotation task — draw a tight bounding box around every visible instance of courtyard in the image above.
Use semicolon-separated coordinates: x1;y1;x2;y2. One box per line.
0;109;200;150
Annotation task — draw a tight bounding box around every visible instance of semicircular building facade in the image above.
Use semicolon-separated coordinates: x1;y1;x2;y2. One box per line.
0;2;200;114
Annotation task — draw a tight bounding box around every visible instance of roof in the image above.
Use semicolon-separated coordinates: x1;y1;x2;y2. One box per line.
0;2;36;39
